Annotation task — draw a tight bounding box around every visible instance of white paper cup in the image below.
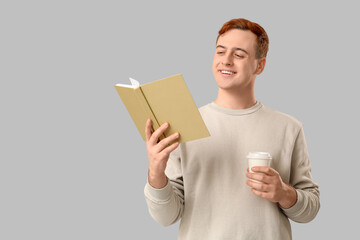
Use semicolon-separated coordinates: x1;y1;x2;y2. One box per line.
247;152;272;183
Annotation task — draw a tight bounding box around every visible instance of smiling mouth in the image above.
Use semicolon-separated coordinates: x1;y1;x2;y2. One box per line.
219;70;236;75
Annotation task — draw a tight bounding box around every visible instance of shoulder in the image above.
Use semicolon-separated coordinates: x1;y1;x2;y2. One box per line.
199;103;212;113
197;103;215;119
259;104;303;130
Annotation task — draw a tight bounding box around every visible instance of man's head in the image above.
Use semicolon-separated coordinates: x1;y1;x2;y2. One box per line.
212;18;269;92
216;18;269;59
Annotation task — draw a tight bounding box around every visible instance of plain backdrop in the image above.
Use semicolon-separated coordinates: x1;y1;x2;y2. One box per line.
1;0;359;239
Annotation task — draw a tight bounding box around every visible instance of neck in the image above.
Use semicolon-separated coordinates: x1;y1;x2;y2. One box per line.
214;86;256;110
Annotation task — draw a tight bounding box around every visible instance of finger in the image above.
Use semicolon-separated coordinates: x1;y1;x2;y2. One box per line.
247;172;271;183
246;180;269;192
149;122;169;145
155;132;180;153
161;141;180;155
145;118;153;142
251;166;277;176
251;188;270;199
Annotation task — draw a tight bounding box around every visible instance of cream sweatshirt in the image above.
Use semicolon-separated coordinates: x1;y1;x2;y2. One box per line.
144;101;320;240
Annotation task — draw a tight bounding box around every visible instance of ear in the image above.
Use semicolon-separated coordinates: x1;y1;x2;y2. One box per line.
255;57;266;75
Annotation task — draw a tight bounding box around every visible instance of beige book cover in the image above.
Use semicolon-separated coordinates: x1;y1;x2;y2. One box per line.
114;74;210;143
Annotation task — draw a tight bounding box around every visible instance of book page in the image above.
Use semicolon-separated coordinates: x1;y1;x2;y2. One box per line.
115;78;140;88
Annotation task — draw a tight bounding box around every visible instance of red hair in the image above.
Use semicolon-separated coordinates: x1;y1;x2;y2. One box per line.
217;18;269;59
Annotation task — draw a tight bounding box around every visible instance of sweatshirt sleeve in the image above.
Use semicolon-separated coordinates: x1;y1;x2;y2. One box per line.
144;148;184;226
280;127;320;223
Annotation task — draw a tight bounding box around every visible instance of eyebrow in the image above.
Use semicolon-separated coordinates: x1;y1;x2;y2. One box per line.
216;45;249;55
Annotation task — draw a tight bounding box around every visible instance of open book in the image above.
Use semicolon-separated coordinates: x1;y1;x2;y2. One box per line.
114;74;210;143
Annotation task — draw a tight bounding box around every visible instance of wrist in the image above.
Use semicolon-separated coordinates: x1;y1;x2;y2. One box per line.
148;169;168;189
279;183;297;209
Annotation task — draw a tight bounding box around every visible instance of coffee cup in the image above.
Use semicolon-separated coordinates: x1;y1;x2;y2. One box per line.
247;152;272;182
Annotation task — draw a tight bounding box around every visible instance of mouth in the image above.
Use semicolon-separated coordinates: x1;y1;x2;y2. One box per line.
218;69;236;75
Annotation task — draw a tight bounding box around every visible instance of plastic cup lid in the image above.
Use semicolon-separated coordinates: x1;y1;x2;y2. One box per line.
246;152;272;160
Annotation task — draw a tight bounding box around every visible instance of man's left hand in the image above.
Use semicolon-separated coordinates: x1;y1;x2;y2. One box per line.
246;166;297;209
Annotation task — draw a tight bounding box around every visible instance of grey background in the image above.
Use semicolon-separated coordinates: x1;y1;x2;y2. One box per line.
1;0;359;239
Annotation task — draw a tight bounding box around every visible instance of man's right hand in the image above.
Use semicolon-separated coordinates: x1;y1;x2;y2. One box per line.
145;118;180;189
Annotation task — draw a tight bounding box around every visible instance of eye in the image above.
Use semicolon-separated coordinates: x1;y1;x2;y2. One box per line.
235;54;245;58
216;51;224;55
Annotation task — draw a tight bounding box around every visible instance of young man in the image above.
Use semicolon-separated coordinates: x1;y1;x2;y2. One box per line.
144;18;320;240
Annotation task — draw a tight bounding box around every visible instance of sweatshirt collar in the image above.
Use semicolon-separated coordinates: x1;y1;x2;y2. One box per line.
209;101;263;116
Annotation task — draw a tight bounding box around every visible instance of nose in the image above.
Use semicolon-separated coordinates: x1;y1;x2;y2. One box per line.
222;53;233;66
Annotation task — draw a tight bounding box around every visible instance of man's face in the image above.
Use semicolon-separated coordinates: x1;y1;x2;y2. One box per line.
212;29;262;91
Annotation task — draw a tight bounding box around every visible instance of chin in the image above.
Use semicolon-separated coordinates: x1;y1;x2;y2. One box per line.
216;81;235;90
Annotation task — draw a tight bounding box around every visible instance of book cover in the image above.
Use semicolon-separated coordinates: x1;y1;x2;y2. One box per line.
114;74;210;143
